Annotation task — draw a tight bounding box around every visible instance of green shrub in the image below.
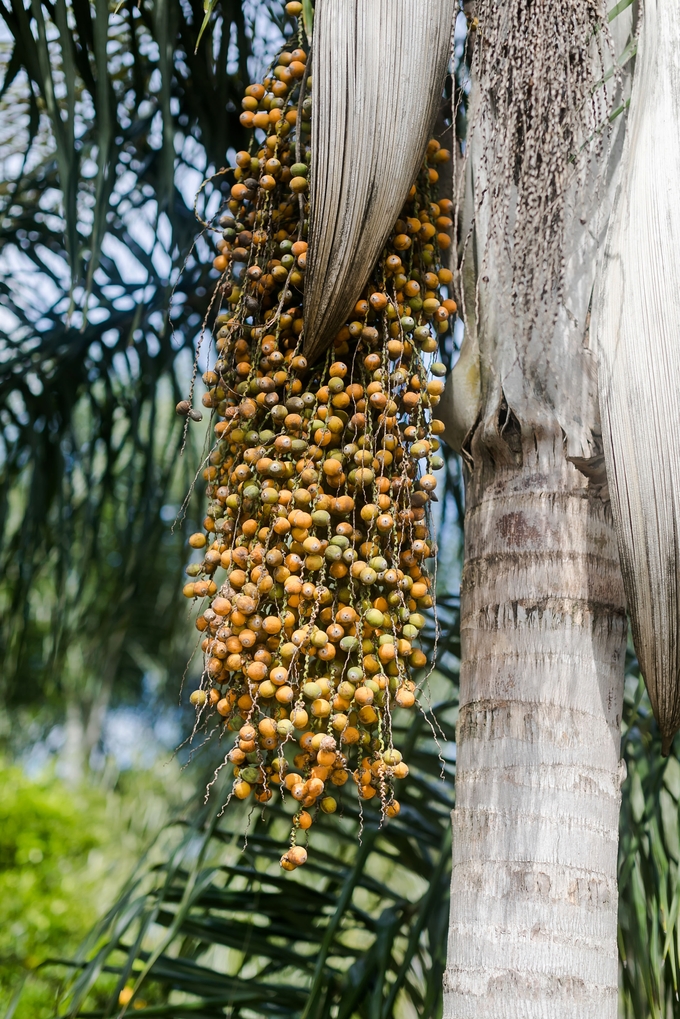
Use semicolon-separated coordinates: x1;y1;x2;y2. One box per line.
0;759;188;1018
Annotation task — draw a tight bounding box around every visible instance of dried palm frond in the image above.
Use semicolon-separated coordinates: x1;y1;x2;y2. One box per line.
594;0;680;755
303;0;454;363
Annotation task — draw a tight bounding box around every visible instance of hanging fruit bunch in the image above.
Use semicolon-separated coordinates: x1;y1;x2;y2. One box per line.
179;9;454;871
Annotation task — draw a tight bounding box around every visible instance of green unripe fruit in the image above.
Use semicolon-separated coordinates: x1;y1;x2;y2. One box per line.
365;608;385;628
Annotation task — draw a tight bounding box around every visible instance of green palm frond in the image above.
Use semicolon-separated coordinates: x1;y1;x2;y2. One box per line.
45;693;459;1016
41;609;680;1019
619;660;680;1018
22;595;460;1019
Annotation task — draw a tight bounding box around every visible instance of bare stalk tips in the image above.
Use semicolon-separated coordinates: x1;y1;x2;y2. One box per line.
460;0;617;314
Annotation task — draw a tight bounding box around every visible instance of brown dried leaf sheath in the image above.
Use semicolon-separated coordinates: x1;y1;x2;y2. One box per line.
303;0;453;364
595;0;680;754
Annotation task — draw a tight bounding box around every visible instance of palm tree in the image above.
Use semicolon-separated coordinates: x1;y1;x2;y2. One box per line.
438;0;680;1013
277;0;680;1013
3;0;680;1016
436;0;638;1013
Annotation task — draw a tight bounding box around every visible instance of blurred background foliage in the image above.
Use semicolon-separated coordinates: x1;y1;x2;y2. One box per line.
0;0;289;773
0;0;679;1016
0;758;192;1019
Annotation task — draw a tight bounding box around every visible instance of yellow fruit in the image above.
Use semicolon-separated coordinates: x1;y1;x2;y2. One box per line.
288;845;308;866
181;61;451;866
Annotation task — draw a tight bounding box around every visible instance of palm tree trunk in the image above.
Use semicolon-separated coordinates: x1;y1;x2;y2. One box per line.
444;430;627;1017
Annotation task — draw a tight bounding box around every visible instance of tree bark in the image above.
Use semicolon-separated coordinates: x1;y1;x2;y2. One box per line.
444;431;627;1018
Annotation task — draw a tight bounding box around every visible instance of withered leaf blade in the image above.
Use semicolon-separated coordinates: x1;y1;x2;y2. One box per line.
594;0;680;754
303;0;453;364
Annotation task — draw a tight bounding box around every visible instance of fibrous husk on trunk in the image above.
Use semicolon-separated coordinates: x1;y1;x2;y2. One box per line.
594;0;680;754
303;0;454;364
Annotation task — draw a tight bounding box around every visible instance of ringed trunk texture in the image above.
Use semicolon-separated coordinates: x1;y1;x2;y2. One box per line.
444;432;627;1018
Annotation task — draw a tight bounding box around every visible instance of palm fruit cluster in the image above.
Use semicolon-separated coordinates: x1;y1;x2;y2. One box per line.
180;18;454;870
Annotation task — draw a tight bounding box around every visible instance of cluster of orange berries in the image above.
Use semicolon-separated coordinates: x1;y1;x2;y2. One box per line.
180;25;453;869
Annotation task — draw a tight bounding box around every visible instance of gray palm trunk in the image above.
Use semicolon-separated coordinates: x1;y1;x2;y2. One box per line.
443;434;627;1015
440;166;630;1014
